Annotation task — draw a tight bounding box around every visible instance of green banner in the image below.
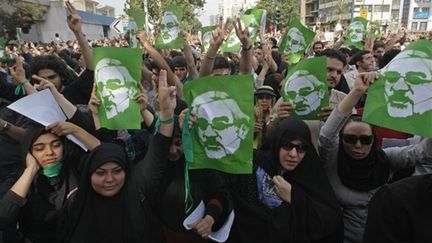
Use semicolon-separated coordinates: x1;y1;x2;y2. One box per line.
244;8;267;31
279;19;316;64
183;75;254;174
281;56;329;120
156;5;184;49
363;39;432;138
200;25;217;53
221;15;258;53
93;47;142;130
344;17;369;49
127;9;145;30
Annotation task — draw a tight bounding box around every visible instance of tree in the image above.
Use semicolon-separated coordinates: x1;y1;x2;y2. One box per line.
256;0;300;30
0;1;47;38
125;0;204;34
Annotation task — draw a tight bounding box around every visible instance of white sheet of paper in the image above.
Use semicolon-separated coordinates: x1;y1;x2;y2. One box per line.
7;89;88;151
183;200;235;242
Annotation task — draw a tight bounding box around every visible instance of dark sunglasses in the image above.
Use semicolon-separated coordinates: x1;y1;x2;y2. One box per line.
342;134;374;145
327;67;343;75
282;142;308;154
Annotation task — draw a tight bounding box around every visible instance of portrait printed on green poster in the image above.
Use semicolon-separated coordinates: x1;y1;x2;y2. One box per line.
94;48;142;129
282;57;329;120
156;5;184;49
344;17;368;49
279;19;316;64
184;75;254;174
363;40;432;137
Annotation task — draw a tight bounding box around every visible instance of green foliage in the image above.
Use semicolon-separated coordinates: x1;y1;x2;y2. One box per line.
0;1;47;38
256;0;300;30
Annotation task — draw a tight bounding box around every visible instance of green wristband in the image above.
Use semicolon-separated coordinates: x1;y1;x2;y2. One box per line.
159;116;174;124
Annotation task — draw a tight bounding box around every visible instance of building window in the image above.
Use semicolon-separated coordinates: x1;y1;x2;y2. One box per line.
419;22;427;30
411;22;418;29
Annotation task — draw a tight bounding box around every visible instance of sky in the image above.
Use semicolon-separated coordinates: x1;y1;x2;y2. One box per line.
96;0;220;26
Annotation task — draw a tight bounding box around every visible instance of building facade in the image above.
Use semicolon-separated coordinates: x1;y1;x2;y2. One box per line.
305;0;320;27
0;0;117;42
400;0;431;31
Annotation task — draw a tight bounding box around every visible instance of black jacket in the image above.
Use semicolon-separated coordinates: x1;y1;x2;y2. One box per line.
363;174;432;243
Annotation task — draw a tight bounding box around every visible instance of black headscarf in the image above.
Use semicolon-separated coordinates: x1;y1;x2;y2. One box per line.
252;118;343;242
60;143;130;243
337;117;391;191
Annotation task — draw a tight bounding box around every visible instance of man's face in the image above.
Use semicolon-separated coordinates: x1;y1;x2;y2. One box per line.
193;94;248;159
374;47;385;57
37;68;62;91
95;58;138;119
168;137;183;161
286;28;306;54
358;53;375;71
254;48;264;63
383;54;432;117
174;66;187;81
348;22;364;42
160;12;179;44
313;44;324;54
326;57;344;89
284;70;324;116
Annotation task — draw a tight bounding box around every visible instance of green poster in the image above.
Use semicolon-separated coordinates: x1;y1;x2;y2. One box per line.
363;39;432;138
279;19;316;64
281;56;329;120
93;47;142;130
244;8;267;32
344;17;369;49
221;15;257;53
16;28;23;41
200;25;217;53
127;9;145;30
183;75;254;174
155;5;184;49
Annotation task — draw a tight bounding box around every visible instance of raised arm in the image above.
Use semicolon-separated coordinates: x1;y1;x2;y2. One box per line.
133;70;175;196
137;30;183;97
199;17;229;77
47;121;101;151
66;0;93;70
0;153;39;228
182;32;199;79
33;77;77;119
234;18;253;75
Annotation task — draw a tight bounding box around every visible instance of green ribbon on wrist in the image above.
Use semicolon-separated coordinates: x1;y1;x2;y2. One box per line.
154;115;175;134
14;79;29;96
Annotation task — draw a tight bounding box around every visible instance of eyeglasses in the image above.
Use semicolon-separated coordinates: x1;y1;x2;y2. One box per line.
327;67;343;75
281;142;308;154
382;71;428;85
342;134;374;145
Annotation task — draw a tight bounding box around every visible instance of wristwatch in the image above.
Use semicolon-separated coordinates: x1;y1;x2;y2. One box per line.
1;121;11;132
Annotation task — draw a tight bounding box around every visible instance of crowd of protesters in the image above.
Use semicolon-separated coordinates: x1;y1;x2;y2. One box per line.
1;1;432;243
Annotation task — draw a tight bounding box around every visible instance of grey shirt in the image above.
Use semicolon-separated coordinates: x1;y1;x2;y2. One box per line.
318;109;432;243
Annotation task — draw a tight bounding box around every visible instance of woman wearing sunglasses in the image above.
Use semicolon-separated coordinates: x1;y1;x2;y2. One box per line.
226;118;343;243
319;72;432;243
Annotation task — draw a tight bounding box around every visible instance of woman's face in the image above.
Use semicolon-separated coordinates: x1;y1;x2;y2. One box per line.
256;95;273;111
279;139;307;171
341;121;373;160
31;133;64;168
91;162;126;197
